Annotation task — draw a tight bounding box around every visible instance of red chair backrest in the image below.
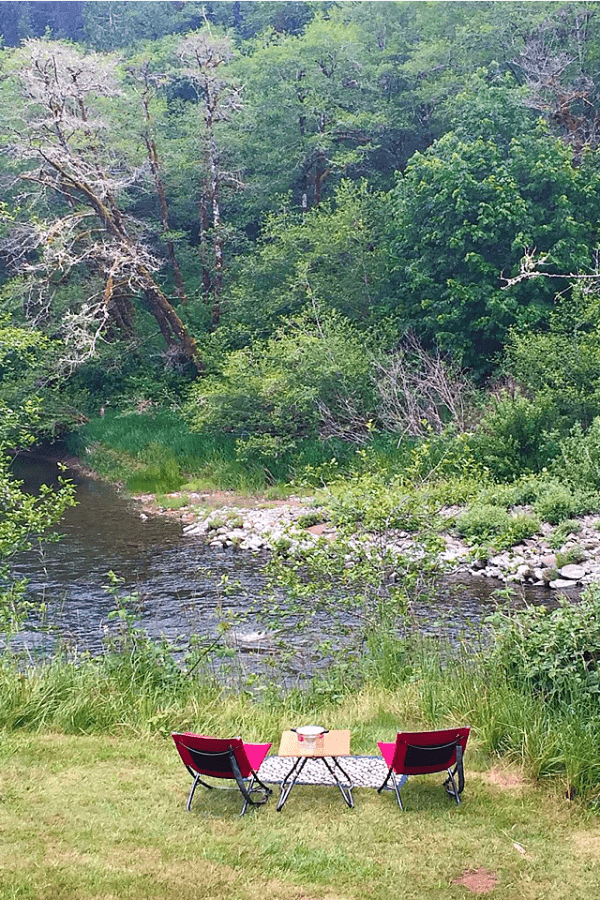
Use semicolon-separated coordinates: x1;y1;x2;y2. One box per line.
391;727;470;775
172;732;253;779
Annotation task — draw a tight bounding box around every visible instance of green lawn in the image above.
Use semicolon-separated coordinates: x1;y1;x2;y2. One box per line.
1;732;599;900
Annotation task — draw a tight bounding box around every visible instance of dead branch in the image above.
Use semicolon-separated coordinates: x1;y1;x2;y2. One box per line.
374;334;475;438
2;39;203;370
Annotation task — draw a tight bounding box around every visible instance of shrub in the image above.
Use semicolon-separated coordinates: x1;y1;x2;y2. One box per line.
533;480;599;524
502;512;541;547
184;310;377;459
555;417;600;491
555;545;587;568
455;503;539;550
488;585;600;702
469;393;561;480
455;503;512;543
549;519;582;549
506;321;600;430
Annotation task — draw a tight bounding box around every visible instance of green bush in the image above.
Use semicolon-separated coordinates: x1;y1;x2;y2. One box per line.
549;519;582;549
478;475;543;508
533;480;599;524
455;503;512;544
506;320;600;430
502;512;541;547
469;393;561;480
555;545;587;568
554;417;600;491
184;310;377;463
455;503;539;550
488;585;600;702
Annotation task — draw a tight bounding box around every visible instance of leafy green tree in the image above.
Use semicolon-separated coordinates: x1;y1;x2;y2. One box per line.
82;1;204;50
0;1;85;46
221;179;390;344
387;127;600;372
231;7;406;216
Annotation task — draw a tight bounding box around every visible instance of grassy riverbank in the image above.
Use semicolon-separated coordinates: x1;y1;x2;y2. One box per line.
1;726;599;899
2;590;600;897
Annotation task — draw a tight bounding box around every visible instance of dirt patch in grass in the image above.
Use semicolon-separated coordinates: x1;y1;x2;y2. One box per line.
452;868;499;893
478;766;525;790
570;829;600;860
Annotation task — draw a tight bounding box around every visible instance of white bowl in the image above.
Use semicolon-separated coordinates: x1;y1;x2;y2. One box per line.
294;725;327;744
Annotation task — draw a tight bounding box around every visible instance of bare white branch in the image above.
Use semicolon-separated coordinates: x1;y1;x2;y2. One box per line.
374;335;475;438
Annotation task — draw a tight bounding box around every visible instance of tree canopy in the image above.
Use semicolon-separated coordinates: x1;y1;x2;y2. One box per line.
1;1;600;431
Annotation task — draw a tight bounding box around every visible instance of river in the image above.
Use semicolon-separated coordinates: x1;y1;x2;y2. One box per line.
8;454;566;677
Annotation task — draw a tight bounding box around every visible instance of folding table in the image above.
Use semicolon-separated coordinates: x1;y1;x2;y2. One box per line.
276;729;354;810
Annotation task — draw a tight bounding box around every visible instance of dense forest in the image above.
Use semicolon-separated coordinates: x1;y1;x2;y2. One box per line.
2;0;600;501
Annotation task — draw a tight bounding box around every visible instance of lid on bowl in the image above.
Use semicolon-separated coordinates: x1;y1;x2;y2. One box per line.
294;725;327;737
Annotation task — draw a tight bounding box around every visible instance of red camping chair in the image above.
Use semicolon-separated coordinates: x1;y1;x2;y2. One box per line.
377;727;470;809
172;732;273;815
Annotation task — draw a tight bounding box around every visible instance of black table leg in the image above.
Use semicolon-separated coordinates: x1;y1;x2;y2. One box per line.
321;756;354;808
277;756;308;811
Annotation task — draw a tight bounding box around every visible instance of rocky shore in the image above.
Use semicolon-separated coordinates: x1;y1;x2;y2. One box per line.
179;499;600;592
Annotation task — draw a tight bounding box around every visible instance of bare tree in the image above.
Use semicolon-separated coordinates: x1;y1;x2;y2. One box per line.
176;28;243;324
514;8;600;156
1;39;202;371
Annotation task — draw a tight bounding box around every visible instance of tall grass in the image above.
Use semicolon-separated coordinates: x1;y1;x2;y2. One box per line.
69;409;268;492
2;616;599;804
68;408;402;494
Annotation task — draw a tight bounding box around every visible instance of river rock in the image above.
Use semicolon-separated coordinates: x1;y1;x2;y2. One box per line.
540;554;557;568
549;578;578;589
540;567;557;584
558;564;587;581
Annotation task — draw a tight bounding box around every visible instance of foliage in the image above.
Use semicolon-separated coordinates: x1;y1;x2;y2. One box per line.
387;128;600;372
549;519;582;550
184;310;377;469
506;305;600;431
532;480;600;525
554;417;600;492
0;403;76;639
454;503;539;551
488;586;600;703
469;392;562;480
221;181;390;341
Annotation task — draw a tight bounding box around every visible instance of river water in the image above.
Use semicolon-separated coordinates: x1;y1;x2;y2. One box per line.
8;454;565;675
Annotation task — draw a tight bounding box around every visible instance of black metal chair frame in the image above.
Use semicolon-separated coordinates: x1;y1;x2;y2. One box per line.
183;743;273;816
276;754;354;811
